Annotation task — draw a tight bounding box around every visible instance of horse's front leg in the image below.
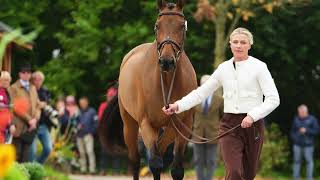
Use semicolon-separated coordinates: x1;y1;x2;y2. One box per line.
171;116;193;180
140;119;162;180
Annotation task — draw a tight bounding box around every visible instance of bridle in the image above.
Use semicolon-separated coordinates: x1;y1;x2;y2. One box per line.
154;11;186;64
156;10;222;144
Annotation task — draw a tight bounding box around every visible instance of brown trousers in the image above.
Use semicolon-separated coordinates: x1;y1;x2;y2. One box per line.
219;113;264;180
12;138;31;163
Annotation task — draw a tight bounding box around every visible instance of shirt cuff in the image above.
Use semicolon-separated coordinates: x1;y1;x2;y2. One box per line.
247;111;260;122
175;100;185;114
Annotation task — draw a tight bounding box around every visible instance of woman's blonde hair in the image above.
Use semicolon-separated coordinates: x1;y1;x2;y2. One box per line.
230;27;253;45
0;71;12;81
32;71;45;81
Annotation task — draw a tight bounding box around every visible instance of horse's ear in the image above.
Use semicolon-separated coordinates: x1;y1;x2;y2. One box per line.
176;0;184;9
157;0;166;10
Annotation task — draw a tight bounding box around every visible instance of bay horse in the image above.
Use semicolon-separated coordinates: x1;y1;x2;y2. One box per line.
99;1;197;180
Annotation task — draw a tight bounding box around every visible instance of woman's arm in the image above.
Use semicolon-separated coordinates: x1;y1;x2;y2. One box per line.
247;63;280;121
163;67;222;115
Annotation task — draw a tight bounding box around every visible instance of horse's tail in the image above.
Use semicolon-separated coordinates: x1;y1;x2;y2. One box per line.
98;94;127;155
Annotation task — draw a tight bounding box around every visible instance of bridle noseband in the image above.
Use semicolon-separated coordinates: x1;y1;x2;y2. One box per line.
155;11;186;63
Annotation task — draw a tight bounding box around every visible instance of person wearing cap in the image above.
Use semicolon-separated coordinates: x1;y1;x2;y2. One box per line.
97;86;118;121
0;71;15;143
192;74;223;180
163;27;280;180
8;64;41;162
97;85;118;175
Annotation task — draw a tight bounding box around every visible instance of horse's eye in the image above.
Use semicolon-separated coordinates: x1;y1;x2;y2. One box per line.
154;24;159;31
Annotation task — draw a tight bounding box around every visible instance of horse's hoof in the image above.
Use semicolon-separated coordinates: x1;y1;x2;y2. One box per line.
148;155;163;169
171;167;184;180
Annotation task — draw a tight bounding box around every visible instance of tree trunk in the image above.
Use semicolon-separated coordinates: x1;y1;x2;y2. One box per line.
214;23;226;69
213;3;227;69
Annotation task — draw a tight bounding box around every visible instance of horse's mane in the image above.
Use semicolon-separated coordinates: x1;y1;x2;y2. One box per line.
167;3;176;9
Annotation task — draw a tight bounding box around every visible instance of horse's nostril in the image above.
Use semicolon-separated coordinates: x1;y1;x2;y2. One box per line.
159;57;176;71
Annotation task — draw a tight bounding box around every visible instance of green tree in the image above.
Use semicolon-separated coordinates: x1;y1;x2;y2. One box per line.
193;0;309;68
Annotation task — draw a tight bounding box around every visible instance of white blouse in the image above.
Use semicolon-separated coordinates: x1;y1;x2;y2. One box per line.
176;56;280;121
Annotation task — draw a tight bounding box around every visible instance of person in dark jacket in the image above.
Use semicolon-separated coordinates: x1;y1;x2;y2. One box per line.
76;96;98;173
29;71;53;163
290;104;319;180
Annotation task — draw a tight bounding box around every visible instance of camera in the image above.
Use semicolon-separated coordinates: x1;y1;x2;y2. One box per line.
43;105;59;127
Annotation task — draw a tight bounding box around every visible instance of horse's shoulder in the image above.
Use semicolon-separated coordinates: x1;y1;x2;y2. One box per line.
120;43;153;69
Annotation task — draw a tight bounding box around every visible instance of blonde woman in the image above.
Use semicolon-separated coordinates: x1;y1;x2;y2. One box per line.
163;28;280;180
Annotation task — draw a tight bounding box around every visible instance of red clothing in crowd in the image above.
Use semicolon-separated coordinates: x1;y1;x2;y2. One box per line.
0;87;11;143
98;87;117;121
98;102;107;121
0;87;9;105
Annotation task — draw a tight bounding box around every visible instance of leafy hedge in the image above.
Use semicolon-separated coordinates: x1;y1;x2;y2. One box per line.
4;162;69;180
259;123;290;176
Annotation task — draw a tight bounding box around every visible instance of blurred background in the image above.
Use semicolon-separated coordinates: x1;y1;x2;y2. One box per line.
1;0;320;179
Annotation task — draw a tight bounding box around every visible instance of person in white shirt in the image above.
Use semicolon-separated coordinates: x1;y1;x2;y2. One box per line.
162;27;280;180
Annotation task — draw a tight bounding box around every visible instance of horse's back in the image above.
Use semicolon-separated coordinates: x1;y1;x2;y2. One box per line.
120;42;153;70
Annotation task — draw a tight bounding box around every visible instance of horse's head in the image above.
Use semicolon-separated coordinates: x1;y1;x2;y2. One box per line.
155;0;186;72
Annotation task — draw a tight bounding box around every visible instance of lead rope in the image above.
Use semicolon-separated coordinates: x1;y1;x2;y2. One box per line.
160;69;241;144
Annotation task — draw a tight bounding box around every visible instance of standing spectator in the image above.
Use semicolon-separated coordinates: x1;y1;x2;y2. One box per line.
77;96;98;173
57;95;81;169
291;104;319;180
55;97;65;118
192;75;223;180
97;86;118;175
9;64;41;162
29;71;53;163
59;95;79;137
0;71;15;143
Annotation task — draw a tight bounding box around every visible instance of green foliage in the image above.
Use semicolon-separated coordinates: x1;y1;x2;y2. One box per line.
43;166;70;180
259;123;290;175
0;0;47;30
4;162;29;180
4;162;69;180
22;162;46;180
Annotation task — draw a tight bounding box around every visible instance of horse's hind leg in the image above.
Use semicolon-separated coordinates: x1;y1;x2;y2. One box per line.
140;119;162;180
119;102;140;180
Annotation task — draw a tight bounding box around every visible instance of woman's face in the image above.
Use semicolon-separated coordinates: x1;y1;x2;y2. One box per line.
230;33;251;61
0;78;11;88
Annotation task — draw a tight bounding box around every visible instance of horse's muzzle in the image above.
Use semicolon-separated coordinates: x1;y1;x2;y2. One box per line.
159;57;176;71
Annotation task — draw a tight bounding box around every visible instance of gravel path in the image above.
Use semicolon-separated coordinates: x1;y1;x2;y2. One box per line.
69;175;209;180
